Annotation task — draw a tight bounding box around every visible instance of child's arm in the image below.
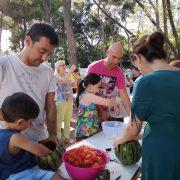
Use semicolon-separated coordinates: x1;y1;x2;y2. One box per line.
9;133;52;157
82;93;116;106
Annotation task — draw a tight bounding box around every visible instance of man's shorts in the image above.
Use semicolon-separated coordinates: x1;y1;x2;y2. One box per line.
7;166;54;180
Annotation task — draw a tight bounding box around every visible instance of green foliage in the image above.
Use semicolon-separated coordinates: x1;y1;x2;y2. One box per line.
9;23;28;51
1;0;179;63
120;1;135;21
0;0;62;51
0;0;41;22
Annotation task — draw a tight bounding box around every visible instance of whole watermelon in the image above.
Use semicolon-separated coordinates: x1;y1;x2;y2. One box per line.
115;140;141;165
36;140;64;171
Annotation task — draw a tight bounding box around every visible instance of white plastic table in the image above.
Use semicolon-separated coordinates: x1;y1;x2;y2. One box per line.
59;131;141;180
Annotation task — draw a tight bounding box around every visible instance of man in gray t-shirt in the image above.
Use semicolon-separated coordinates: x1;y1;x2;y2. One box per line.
0;22;59;142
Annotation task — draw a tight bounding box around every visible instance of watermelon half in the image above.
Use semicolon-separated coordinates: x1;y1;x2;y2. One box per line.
36;140;64;171
115;140;141;165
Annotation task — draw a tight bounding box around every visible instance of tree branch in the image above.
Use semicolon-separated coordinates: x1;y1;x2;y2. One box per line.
135;0;178;58
166;0;179;56
147;0;156;10
135;0;158;27
92;0;135;37
162;0;169;59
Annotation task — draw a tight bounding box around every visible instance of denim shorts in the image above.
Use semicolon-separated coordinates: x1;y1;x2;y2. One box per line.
7;166;54;180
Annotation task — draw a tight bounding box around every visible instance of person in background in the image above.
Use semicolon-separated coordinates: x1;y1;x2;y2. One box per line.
0;22;59;142
54;60;75;143
75;73;118;142
131;75;143;97
0;92;62;180
114;31;180;180
125;68;133;79
132;67;141;79
70;68;81;112
87;42;131;122
169;60;180;68
70;68;81;94
129;67;141;94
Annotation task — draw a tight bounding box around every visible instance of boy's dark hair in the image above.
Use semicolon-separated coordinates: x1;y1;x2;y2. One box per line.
1;92;39;123
76;73;101;106
26;22;59;46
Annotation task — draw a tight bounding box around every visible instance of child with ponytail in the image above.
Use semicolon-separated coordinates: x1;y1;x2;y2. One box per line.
75;73;117;141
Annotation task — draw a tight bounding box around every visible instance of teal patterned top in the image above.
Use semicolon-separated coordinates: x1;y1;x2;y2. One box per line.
76;93;100;138
55;73;73;102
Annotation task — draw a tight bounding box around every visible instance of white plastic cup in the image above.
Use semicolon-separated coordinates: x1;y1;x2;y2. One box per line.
102;121;125;140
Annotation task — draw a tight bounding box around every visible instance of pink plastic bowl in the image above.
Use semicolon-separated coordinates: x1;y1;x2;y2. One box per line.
62;149;110;180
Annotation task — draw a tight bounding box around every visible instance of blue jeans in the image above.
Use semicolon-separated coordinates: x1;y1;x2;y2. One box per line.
7;166;54;180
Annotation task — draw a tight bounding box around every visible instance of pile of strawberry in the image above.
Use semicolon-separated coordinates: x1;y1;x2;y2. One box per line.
64;146;105;168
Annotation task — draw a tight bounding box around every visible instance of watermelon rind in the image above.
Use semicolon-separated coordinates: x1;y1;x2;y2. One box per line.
35;143;64;171
115;141;141;165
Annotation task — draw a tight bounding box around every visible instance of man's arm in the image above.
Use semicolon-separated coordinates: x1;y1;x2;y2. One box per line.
119;89;131;116
45;92;57;140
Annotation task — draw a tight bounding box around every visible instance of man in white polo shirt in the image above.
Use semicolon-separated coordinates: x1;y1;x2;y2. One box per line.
0;22;59;142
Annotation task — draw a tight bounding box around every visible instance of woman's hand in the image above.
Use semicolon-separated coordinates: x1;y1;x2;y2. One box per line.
113;117;143;148
134;133;143;140
113;136;125;148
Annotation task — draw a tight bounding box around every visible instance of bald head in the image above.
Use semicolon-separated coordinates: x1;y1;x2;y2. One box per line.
105;42;124;69
108;42;124;55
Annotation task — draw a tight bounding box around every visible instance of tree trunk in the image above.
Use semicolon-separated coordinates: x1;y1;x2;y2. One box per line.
98;0;105;58
21;19;27;50
42;0;52;23
155;0;160;28
162;0;169;60
100;20;105;58
125;22;132;64
110;24;115;41
166;0;180;58
63;0;77;66
41;0;55;68
0;12;3;54
136;9;143;37
147;0;160;28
